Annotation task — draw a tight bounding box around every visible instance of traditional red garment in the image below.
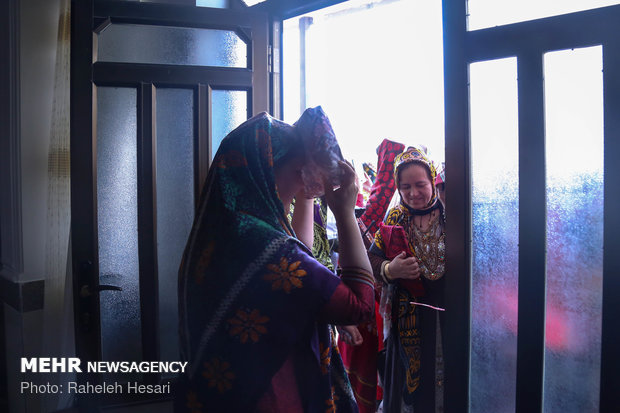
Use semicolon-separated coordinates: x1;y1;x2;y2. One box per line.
378;223;425;297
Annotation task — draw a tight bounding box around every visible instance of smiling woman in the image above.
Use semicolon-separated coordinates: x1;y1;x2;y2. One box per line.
367;146;446;412
396;163;434;210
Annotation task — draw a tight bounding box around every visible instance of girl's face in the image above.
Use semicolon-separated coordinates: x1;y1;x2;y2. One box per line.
398;163;433;209
274;154;305;207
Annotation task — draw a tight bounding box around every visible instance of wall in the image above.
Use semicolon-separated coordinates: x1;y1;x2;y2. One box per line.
20;0;59;283
2;0;61;412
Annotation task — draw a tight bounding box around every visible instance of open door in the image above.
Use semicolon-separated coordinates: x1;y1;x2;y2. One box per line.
70;0;269;409
443;1;620;412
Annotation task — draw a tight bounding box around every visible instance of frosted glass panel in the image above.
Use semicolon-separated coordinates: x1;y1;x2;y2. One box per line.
105;1;229;9
97;87;142;380
468;0;620;30
196;0;228;7
543;46;603;413
469;57;519;413
155;88;195;371
97;24;247;68
211;90;247;158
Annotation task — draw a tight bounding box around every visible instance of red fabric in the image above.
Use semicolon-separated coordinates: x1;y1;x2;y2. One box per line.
356;192;366;208
255;356;303;413
339;320;380;413
374;302;384;400
319;280;374;326
359;139;405;239
257;273;375;413
378;224;425;297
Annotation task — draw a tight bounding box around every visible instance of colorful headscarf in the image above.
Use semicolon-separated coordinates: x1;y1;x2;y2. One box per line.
178;110;356;412
295;106;345;198
393;146;438;210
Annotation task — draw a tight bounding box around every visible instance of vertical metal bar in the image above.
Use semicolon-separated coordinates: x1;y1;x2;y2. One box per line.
600;40;620;412
137;82;160;384
70;0;100;410
0;0;23;278
515;52;546;413
197;84;209;201
299;16;312;113
442;0;471;411
247;87;253;121
270;18;282;119
207;85;213;163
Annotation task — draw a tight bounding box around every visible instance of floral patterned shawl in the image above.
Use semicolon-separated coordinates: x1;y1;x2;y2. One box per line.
177;111;357;412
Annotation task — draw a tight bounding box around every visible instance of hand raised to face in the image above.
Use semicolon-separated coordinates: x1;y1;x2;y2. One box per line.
322;160;359;220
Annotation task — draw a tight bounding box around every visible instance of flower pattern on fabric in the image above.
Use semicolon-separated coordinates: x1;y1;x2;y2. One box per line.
319;342;331;375
178;110;356;412
373;205;407;252
312;198;335;271
194;241;215;284
228;308;269;344
202;358;235;393
325;386;339;413
264;257;307;293
185;391;203;413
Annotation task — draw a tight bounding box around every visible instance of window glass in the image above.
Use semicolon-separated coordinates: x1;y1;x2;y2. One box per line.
155;88;195;373
543;46;604;413
196;0;228;7
468;0;620;31
97;87;142;382
211;89;247;158
97;24;247;68
469;57;519;413
99;0;228;5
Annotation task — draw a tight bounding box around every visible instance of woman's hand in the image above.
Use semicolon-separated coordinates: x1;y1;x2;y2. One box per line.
337;325;363;346
323;159;373;283
388;251;421;280
322;161;358;220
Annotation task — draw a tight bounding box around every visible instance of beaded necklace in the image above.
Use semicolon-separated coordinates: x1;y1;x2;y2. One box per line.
402;206;446;281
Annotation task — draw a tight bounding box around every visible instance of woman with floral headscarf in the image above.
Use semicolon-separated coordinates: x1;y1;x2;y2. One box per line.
176;107;374;413
368;147;446;413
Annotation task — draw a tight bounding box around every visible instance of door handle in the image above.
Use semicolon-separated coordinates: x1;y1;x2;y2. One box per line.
77;264;123;332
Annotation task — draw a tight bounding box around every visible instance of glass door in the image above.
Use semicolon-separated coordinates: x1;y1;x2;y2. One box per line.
469;45;606;413
443;1;620;411
70;0;269;408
